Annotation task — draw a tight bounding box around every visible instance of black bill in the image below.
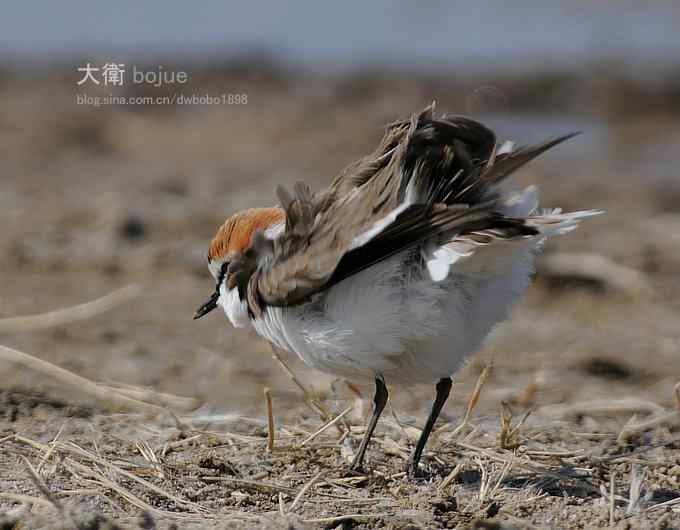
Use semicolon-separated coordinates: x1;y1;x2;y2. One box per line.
193;290;219;320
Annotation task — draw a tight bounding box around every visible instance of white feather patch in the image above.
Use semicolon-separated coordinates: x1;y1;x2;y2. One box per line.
497;140;515;156
220;285;250;328
424;242;475;282
349;201;410;250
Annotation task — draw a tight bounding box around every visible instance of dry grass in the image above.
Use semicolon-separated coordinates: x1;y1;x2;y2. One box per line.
0;344;197;415
0;285;142;334
2;344;680;528
2;292;680;528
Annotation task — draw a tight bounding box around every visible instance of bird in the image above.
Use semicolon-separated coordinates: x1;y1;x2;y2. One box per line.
194;104;601;477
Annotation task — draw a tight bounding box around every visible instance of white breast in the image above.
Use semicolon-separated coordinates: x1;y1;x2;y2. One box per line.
245;237;537;385
250;251;438;380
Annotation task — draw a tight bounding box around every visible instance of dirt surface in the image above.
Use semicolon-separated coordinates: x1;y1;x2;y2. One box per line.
1;63;680;528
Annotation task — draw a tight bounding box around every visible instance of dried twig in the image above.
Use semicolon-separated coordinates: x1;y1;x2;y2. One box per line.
270;344;341;433
0;492;54;508
618;410;680;444
265;387;275;452
98;382;200;412
0;344;166;414
288;471;324;513
626;465;646;515
278;492;286;517
476;456;512;507
448;362;491;440
64;457;162;515
36;422;66;474
439;462;464;492
50;440;203;512
0;284;141;333
19;454;63;513
499;402;532;449
135;440;164;479
609;471;616;525
647;495;680;512
454;441;600;495
299;406;353;447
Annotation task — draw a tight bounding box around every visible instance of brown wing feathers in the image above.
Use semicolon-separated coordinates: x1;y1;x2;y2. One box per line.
326;204;536;289
244;105;576;312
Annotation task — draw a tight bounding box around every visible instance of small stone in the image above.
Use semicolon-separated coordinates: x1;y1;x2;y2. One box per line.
231;490;249;501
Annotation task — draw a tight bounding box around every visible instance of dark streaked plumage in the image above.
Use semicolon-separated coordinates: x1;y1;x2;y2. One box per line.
235;104;574;313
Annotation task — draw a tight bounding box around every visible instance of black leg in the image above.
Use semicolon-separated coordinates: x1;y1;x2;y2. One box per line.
350;375;388;472
407;377;452;477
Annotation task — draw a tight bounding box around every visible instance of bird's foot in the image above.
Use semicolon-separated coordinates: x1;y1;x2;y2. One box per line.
348;465;365;475
406;462;420;479
406;459;427;480
340;463;371;483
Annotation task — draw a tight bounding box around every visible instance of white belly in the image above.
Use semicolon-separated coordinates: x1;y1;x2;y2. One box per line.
250;240;537;385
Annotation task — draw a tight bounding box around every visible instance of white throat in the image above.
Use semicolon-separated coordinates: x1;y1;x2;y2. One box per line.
219;283;250;328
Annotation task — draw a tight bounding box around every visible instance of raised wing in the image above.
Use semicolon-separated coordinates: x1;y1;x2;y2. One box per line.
233;104;579;315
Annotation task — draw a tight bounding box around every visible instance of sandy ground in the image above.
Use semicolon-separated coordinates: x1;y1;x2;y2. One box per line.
1;63;680;528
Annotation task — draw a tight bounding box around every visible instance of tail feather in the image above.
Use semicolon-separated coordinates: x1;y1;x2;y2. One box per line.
527;208;604;237
399;110;581;211
479;132;581;185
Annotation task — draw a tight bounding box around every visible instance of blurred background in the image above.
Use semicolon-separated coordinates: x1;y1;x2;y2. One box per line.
1;1;679;423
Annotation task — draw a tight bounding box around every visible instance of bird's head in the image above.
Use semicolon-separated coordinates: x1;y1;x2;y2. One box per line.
194;207;284;322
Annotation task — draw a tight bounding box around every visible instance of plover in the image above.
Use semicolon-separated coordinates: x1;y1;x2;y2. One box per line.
195;105;601;476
